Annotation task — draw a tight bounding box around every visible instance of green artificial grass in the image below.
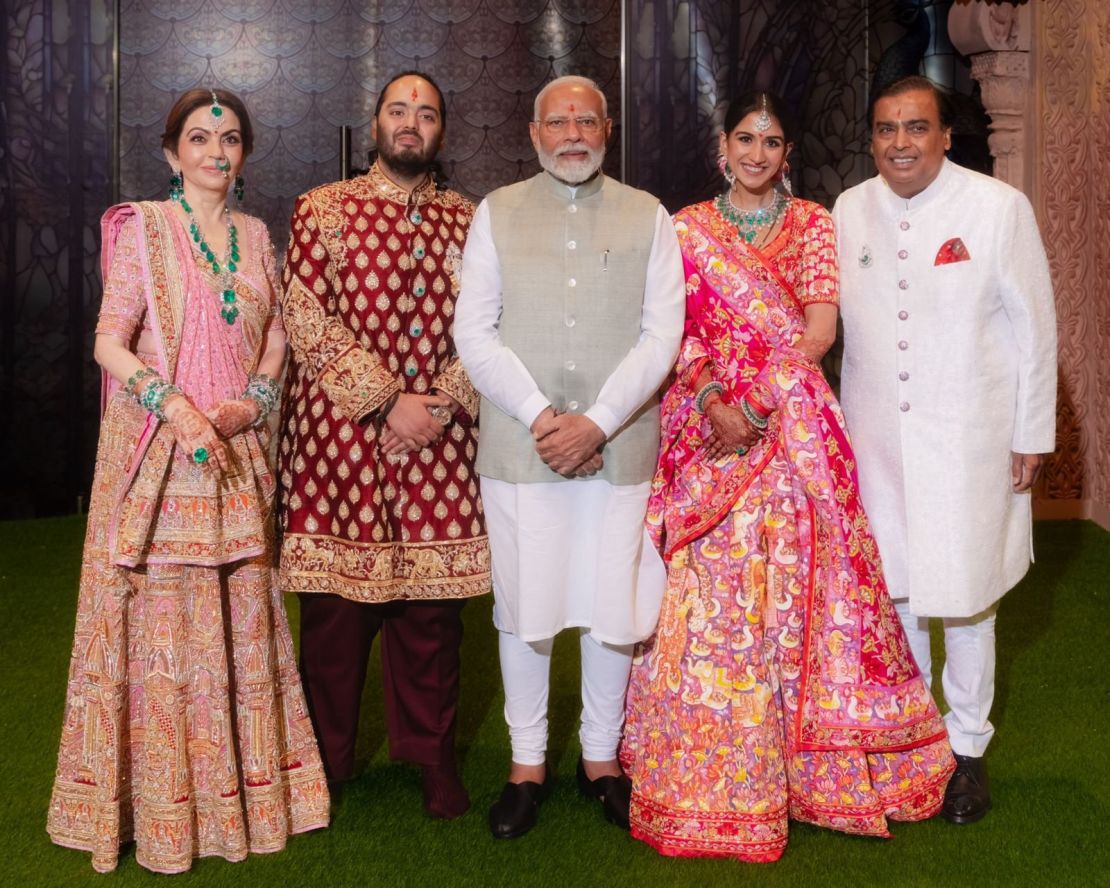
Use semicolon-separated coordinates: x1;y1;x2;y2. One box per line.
1;517;1107;887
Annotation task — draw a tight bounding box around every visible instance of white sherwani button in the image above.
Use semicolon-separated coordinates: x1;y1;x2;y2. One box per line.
899;371;909;381
898;249;908;260
900;220;910;230
568;240;576;249
898;340;908;350
898;310;909;320
899;401;910;412
565;360;576;370
568;278;577;287
568;204;578;213
565;316;576;327
898;279;909;290
567;400;580;411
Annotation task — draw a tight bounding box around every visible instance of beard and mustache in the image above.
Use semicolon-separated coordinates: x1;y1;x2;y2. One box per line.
377;130;438;178
536;141;605;185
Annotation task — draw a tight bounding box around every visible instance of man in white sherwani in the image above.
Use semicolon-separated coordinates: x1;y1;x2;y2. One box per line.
833;75;1057;825
455;75;684;839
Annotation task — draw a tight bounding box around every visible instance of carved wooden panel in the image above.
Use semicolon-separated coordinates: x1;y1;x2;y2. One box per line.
1036;0;1108;514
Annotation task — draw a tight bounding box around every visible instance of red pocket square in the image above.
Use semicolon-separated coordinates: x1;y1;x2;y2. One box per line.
935;237;970;265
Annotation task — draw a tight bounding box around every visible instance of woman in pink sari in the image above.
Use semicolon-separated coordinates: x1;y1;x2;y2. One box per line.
621;91;955;861
47;89;328;873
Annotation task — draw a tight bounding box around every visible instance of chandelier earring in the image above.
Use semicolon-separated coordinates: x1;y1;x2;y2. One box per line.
234;175;245;202
169;170;183;201
717;153;736;187
778;159;793;197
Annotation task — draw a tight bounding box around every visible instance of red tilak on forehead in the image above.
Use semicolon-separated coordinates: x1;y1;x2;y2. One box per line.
569;103;576;113
411;87;419;101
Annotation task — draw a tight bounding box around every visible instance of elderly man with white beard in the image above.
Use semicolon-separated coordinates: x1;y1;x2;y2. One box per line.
455;75;685;839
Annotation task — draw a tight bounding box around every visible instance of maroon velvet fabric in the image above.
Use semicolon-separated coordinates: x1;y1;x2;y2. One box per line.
297;592;465;781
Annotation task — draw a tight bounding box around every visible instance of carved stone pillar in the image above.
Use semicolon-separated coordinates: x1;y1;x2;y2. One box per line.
948;2;1033;193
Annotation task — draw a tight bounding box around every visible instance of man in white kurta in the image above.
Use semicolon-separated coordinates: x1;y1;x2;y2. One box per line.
833;76;1056;825
455;75;684;839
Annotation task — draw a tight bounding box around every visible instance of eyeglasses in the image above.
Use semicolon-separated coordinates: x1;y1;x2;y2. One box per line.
538;116;604;133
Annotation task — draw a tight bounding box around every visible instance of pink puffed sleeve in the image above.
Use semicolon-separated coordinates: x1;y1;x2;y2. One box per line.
95;216;147;339
798;205;839;306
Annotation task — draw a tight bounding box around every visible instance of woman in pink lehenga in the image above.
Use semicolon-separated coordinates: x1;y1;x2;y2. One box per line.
621;91;955;862
47;89;328;874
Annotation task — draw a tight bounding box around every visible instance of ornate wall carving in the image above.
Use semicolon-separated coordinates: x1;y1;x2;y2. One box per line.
949;3;1033;204
967;51;1030;191
1034;0;1110;526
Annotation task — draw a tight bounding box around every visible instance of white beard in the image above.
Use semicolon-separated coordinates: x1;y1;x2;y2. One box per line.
537;143;605;185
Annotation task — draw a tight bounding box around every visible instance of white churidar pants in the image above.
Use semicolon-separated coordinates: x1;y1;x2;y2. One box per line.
894;599;999;758
499;629;634;764
481;475;665;765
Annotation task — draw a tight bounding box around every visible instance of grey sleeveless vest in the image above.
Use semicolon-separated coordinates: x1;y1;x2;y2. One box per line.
477;172;662;485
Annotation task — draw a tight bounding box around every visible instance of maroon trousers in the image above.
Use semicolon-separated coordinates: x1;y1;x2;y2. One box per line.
297;593;466;782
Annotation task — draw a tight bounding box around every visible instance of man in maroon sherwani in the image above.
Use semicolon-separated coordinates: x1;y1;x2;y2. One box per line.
278;71;489;819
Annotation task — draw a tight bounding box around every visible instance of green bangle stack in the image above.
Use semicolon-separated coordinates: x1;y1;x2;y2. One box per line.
740;398;770;430
138;378;183;421
694;381;725;414
243;373;280;427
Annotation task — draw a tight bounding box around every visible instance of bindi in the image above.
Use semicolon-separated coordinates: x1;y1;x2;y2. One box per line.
411;87;419;101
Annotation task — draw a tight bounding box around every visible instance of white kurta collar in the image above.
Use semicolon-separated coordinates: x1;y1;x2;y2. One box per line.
539;169;605;201
878;158;954;217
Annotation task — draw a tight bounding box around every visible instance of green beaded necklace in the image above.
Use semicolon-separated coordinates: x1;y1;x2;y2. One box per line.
176;194;240;324
715;189;788;245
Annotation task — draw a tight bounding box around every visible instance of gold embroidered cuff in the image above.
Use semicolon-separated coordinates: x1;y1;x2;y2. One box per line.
431;357;480;422
319;347;402;422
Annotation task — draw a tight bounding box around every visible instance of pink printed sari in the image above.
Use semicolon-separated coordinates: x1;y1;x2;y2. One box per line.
621;201;954;861
48;202;329;874
98;201;277;567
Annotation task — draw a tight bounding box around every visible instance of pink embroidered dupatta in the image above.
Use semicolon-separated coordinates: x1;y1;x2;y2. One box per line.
99;202;275;568
648;202;947;752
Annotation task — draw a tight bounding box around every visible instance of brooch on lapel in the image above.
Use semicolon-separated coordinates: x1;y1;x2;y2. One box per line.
934;237;970;265
858;244;873;268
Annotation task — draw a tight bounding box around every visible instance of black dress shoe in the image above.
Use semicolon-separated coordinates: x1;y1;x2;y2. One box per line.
576;758;632;830
488;769;553;839
942;754;991;824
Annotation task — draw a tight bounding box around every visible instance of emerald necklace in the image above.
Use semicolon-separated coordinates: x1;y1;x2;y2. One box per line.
175;193;240;324
715;189;787;245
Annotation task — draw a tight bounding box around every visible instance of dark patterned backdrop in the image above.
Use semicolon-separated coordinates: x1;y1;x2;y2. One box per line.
625;0;989;212
1;0;987;517
118;0;623;245
1;1;113;516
